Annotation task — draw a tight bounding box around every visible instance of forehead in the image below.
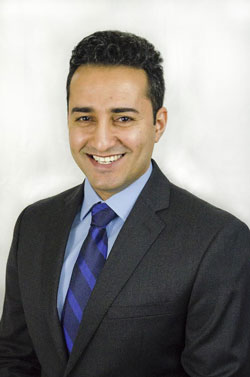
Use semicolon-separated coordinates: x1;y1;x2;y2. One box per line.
69;65;149;105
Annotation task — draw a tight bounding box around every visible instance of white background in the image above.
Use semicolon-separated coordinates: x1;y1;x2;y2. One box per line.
0;0;249;313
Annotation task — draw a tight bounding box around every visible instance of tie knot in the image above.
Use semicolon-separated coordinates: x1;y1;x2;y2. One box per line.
91;202;117;228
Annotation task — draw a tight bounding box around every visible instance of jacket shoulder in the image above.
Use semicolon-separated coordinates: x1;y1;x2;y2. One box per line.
168;181;249;233
22;183;83;217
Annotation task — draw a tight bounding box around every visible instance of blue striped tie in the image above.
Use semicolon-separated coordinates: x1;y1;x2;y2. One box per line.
61;202;117;353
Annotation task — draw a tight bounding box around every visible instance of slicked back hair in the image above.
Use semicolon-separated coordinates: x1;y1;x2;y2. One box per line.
66;30;165;123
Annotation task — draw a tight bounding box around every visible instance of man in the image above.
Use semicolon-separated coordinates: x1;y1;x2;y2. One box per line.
0;30;250;377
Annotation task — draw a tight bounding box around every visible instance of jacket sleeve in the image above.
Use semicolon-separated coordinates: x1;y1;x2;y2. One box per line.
181;218;250;376
0;210;41;377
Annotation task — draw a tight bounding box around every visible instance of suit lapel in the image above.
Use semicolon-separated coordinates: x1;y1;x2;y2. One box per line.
65;161;170;376
41;184;84;364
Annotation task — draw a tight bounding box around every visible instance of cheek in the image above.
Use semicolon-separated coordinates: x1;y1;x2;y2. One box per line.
126;128;154;155
69;128;87;150
122;128;146;149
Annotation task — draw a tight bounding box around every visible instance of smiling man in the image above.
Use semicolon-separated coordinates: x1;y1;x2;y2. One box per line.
68;64;166;199
0;31;250;377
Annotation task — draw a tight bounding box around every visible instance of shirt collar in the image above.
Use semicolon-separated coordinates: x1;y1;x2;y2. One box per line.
80;162;152;222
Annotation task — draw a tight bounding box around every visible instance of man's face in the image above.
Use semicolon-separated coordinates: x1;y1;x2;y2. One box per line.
68;65;167;200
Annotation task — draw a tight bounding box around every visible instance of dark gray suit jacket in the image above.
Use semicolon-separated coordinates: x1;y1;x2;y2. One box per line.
1;161;250;377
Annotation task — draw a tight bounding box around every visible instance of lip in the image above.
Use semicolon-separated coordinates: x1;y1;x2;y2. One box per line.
87;153;125;168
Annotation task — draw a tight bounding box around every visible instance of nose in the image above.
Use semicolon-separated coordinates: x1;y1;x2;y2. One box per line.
91;120;116;153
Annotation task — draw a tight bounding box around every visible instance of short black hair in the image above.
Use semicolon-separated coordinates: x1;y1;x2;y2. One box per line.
66;30;165;123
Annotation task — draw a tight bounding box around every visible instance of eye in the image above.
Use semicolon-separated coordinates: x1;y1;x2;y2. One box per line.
116;116;133;123
75;115;91;122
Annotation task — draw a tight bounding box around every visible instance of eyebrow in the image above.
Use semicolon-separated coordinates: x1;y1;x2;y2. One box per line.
71;107;139;115
71;107;93;114
111;108;139;114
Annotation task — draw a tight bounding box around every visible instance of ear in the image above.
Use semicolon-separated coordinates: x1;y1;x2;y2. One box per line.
154;107;167;143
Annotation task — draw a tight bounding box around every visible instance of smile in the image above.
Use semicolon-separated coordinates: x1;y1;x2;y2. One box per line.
90;154;124;164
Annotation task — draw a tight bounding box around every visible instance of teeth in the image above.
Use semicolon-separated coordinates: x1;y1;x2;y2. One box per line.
92;154;123;164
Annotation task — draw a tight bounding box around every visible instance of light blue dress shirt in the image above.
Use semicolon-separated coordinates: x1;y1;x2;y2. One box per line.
57;163;152;317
